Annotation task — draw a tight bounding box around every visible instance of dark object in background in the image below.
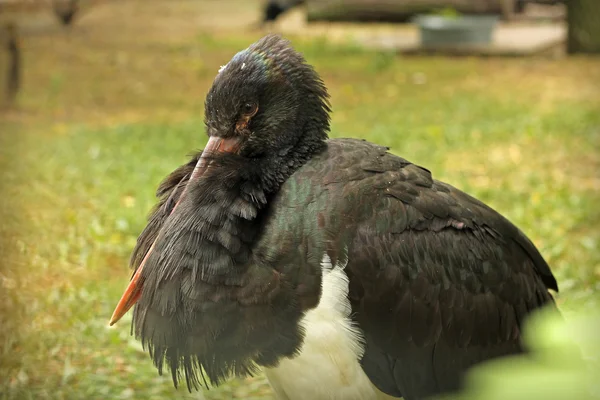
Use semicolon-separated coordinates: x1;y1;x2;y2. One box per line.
53;0;79;26
262;0;305;23
567;0;600;54
3;23;20;106
110;34;558;400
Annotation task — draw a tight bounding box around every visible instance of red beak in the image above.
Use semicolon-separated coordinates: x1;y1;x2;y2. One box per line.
109;136;242;326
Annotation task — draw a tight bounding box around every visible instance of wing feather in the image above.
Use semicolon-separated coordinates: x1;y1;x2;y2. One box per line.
306;139;558;400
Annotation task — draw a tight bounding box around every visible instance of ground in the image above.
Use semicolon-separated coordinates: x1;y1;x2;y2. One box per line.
0;1;599;399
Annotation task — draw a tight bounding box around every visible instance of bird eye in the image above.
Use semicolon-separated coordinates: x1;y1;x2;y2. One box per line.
242;102;258;117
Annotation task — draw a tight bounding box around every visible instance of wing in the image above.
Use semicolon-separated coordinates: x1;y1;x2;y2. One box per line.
126;151;320;390
309;139;558;400
129;151;200;271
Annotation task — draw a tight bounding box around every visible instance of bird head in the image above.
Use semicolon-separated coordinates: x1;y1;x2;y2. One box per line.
201;34;330;165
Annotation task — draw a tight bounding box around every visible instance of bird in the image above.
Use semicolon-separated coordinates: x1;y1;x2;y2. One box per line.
109;34;559;400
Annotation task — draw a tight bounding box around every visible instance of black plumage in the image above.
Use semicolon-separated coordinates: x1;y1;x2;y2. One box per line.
110;34;558;400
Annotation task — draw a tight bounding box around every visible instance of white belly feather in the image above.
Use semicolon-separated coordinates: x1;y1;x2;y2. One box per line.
263;255;396;400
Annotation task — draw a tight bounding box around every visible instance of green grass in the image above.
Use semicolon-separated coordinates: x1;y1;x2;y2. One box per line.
1;1;600;399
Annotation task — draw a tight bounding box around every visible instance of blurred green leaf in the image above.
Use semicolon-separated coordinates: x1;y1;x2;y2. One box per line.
436;309;600;400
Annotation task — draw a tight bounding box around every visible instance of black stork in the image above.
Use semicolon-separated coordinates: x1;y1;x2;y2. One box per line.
109;34;559;400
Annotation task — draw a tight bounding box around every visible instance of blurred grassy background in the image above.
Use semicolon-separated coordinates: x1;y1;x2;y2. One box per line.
1;0;599;399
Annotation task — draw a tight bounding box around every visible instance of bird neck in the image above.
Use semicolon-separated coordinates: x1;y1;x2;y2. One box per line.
251;126;328;196
163;127;327;285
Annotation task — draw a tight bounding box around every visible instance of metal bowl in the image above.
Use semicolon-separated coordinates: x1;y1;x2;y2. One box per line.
413;15;500;47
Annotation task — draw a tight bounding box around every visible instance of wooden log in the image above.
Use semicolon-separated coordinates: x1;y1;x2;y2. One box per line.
306;0;516;22
0;0;50;15
0;0;53;26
